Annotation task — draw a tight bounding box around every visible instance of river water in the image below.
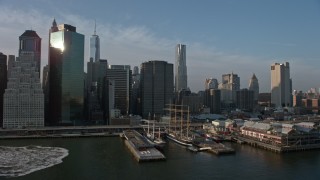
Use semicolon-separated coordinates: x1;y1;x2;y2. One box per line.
0;137;320;180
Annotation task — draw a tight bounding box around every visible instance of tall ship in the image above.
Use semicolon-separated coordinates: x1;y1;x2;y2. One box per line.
165;104;193;147
144;119;166;147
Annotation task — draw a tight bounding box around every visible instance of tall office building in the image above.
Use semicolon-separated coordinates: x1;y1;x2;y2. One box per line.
106;65;132;115
140;60;173;118
248;73;259;102
19;30;41;75
7;55;15;78
3;51;44;128
271;62;292;107
204;89;221;114
219;73;240;103
236;89;254;111
205;78;219;90
48;22;85;125
175;44;187;92
0;53;7;127
90;21;100;62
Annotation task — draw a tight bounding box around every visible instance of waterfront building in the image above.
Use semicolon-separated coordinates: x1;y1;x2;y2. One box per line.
175;44;187;92
248;73;259;102
240;121;320;150
140;60;173;118
0;52;7;127
102;78;115;124
3;51;44;128
48;22;85;125
271;62;292;107
131;66;141;115
205;78;218;90
236;89;254;111
106;65;132;116
19;30;41;76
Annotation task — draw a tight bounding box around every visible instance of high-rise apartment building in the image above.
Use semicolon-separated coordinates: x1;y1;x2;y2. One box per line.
48;22;84;125
3;51;44;128
175;44;187;92
106;65;132;115
248;73;259;102
140;60;173;118
0;52;7;127
90;22;100;62
19;30;41;75
271;62;292;107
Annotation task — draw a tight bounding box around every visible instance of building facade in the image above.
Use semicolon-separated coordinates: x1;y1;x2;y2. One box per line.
140;60;173;118
48;23;85;125
205;78;218;90
204;89;221;114
219;73;240;105
89;22;100;62
3;51;44;128
19;30;41;76
248;73;259;102
0;53;7;127
271;62;292;107
175;44;187;92
236;89;254;111
106;65;132;116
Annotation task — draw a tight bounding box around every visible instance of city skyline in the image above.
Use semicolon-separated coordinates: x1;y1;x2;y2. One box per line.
0;0;319;93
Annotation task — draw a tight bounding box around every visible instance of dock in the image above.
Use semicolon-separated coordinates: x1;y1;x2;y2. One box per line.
192;138;235;155
122;130;165;162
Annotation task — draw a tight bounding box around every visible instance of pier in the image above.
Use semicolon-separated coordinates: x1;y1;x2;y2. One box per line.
192;138;235;155
122;130;165;162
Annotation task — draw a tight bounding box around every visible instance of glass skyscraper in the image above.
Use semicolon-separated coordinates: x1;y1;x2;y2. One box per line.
90;22;100;62
175;44;187;92
48;22;84;125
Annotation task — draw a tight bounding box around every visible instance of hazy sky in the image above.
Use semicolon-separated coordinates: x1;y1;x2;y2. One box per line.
0;0;320;93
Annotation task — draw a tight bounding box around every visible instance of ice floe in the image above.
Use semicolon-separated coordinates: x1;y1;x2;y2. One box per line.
0;146;68;177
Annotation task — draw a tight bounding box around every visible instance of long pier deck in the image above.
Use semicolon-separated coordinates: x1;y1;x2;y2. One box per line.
122;130;165;162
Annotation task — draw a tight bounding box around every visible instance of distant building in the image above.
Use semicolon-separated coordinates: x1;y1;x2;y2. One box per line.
219;73;240;107
204;89;221;114
89;21;100;62
106;65;132;116
19;30;41;76
205;78;218;90
293;91;303;107
0;52;7;127
48;21;85;125
258;93;271;107
3;51;44;128
248;73;259;102
175;44;187;92
236;89;254;111
7;55;15;79
140;60;173;118
131;66;141;115
271;62;292;107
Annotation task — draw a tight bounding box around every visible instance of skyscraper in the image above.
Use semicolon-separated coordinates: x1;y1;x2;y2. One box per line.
205;78;219;90
140;60;173;118
106;65;132;115
48;23;85;125
3;51;44;128
90;21;100;62
175;44;187;92
248;73;259;102
19;30;41;75
0;52;7;127
219;73;240;104
271;62;292;107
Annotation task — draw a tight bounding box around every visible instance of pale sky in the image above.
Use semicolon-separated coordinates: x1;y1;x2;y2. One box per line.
0;0;320;93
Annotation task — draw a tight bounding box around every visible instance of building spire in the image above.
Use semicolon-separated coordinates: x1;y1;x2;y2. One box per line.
94;19;96;35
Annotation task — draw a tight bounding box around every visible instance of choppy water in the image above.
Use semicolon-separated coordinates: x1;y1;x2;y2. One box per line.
0;137;320;180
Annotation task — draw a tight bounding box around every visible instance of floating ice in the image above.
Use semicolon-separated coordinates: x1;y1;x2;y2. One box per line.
0;146;68;177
